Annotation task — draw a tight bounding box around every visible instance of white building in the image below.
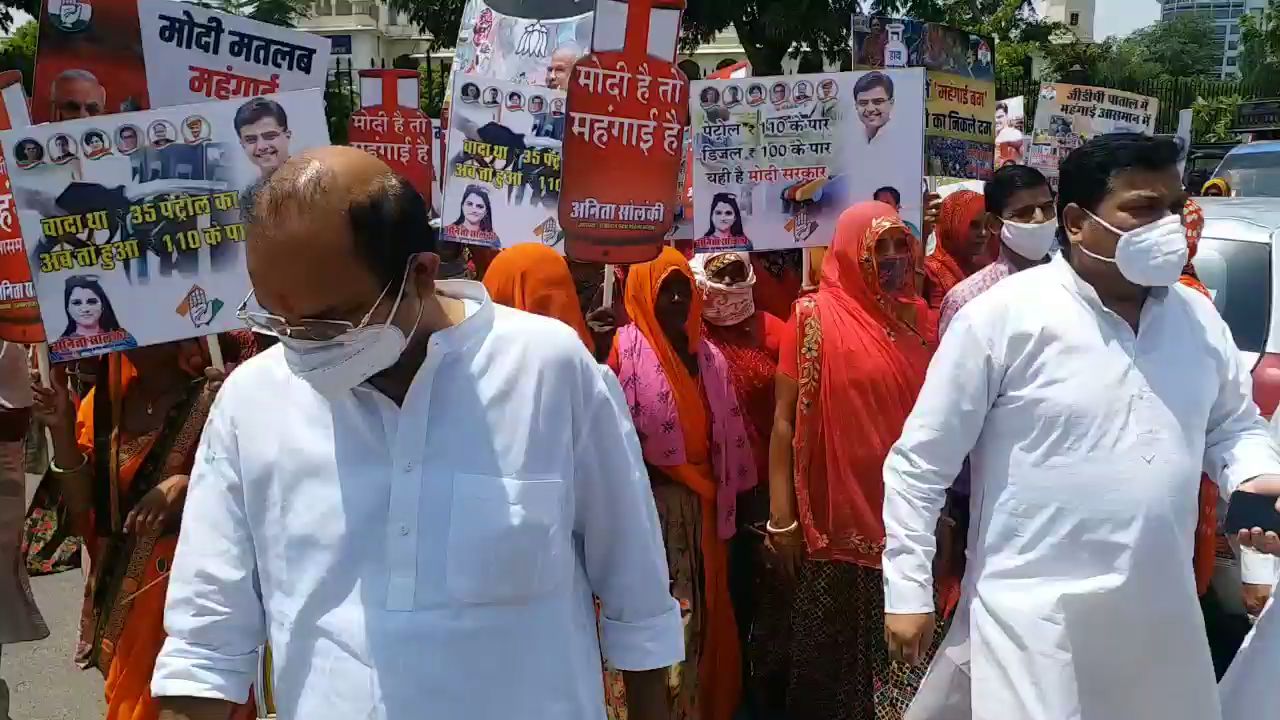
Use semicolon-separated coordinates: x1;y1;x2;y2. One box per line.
1159;0;1267;77
295;0;432;71
1044;0;1097;42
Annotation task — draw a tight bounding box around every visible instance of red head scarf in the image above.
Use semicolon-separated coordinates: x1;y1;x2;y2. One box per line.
796;201;933;566
925;190;987;302
483;244;594;348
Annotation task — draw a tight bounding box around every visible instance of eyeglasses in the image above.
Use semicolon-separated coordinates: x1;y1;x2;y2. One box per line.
236;282;394;342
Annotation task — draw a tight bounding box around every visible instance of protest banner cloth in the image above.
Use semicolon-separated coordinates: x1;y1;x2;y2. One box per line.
1028;83;1158;188
32;0;329;123
348;68;433;208
1;89;330;362
690;69;927;253
442;75;566;250
0;72;43;343
851;15;995;181
558;0;690;265
996;95;1027;167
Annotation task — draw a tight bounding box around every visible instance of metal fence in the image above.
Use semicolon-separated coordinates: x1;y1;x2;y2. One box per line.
997;75;1280;139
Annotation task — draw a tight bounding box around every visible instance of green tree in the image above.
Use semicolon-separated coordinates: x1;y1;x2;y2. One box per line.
196;0;312;26
1114;14;1219;80
0;20;36;95
1042;14;1219;88
388;0;1047;77
1192;94;1241;143
1241;0;1280;88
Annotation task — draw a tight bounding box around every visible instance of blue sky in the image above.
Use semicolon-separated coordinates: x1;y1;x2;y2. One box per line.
1096;0;1162;38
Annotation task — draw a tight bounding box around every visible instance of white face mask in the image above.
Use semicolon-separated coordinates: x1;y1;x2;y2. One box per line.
1000;217;1057;261
280;263;423;395
1077;210;1188;287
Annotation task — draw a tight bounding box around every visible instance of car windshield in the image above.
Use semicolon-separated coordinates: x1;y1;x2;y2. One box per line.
1192;236;1271;353
1214;151;1280;198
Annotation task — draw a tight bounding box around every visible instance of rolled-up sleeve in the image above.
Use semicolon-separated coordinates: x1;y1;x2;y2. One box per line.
883;311;1000;614
152;394;265;702
1203;317;1280;495
574;363;683;671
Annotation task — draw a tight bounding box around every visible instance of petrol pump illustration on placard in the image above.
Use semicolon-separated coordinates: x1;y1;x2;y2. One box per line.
558;0;689;264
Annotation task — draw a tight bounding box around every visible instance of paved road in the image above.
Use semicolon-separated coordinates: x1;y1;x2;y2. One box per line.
1;474;104;720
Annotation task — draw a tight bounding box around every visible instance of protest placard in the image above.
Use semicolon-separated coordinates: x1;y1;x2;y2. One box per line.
348;68;433;207
1;89;330;362
690;69;926;252
1028;83;1158;187
852;15;995;181
32;0;330;123
996;95;1027;167
431;118;447;216
445;0;593;102
668;61;747;242
558;0;689;264
442;75;565;250
0;72;42;343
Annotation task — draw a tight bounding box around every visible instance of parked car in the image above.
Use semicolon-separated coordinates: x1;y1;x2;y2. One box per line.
1185;142;1238;196
1196;197;1280;415
1194;197;1280;674
1209;141;1280;198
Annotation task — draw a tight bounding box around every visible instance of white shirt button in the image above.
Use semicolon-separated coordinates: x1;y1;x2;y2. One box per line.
403;462;414;472
398;524;410;536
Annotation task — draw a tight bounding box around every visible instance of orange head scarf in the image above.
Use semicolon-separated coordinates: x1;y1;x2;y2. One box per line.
623;245;708;458
796;201;933;565
926;190;987;297
620;246;742;720
483;244;594;349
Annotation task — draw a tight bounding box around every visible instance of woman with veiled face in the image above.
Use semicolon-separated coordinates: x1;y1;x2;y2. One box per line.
603;247;757;720
765;201;938;720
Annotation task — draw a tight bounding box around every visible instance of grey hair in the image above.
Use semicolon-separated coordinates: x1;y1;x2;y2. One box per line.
51;68;100;95
551;43;582;59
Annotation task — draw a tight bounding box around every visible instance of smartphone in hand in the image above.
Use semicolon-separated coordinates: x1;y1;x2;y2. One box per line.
1225;490;1280;534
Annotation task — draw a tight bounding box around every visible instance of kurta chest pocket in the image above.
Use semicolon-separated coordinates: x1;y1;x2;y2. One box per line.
447;474;568;604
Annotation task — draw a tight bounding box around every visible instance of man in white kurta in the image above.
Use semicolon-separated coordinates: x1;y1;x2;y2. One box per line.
151;149;682;720
881;132;1280;720
1218;416;1280;720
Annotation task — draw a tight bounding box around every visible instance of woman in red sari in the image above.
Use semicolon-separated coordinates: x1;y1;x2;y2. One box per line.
766;201;936;720
923;189;990;313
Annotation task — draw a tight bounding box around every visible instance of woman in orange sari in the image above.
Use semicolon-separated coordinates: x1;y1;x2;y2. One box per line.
922;190;990;314
482;243;610;356
605;247;757;720
767;202;935;720
30;335;257;720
